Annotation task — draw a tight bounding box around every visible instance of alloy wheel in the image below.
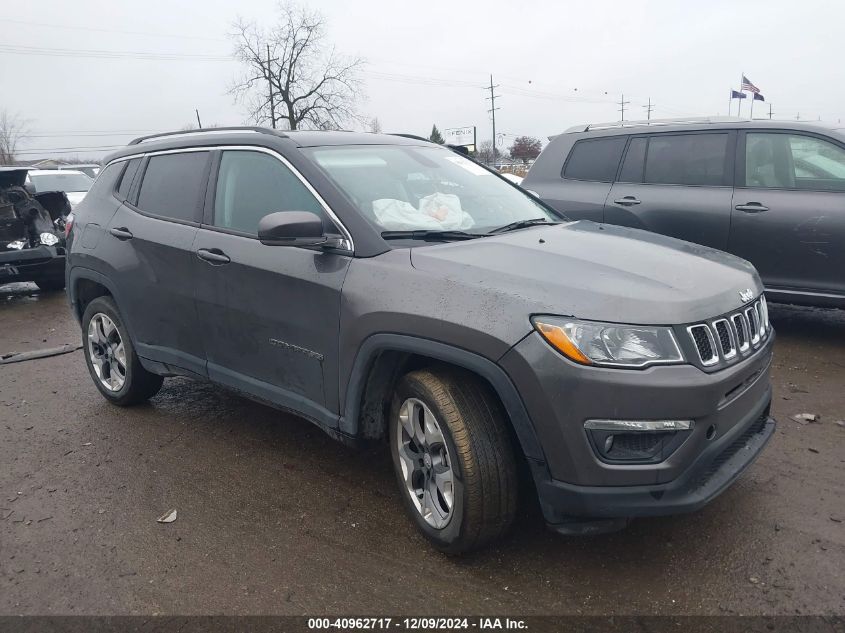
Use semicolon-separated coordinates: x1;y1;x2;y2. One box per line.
87;313;126;392
396;398;455;528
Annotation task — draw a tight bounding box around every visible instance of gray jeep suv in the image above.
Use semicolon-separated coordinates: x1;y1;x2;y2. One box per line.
523;117;845;308
66;128;775;553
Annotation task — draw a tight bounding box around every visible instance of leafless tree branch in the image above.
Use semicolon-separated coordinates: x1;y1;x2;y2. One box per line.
0;110;30;165
228;2;365;131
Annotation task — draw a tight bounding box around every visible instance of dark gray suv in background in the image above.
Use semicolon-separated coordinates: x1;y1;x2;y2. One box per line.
523;118;845;308
66;128;775;553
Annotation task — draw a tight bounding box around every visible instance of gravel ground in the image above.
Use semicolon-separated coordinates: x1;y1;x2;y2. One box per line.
1;283;843;615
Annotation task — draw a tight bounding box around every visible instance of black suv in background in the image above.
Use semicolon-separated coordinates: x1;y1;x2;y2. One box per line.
523;118;845;308
67;128;775;553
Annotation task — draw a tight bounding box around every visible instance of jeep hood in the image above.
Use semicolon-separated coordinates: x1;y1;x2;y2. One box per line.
409;221;763;325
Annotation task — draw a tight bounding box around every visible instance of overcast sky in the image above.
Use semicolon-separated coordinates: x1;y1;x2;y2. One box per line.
4;0;844;161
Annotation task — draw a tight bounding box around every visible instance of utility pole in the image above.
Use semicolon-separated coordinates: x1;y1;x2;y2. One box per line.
195;109;202;129
643;98;654;123
768;103;773;120
618;93;631;122
484;75;500;165
266;44;277;129
795;112;801;121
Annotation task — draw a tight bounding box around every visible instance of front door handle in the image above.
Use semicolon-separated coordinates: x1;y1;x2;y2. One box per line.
735;203;769;213
613;196;641;206
109;227;133;240
196;248;231;265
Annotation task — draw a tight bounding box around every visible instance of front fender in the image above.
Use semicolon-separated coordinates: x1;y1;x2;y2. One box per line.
339;333;546;463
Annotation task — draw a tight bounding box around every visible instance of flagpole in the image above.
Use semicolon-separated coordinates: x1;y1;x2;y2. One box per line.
728;89;732;117
750;94;755;120
738;72;743;118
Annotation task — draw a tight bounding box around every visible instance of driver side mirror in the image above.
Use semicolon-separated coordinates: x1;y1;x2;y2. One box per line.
258;211;326;247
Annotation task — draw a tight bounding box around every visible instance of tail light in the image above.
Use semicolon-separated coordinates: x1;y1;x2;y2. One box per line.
64;213;74;239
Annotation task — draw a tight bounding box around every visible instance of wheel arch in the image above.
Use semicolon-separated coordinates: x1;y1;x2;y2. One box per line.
340;334;546;463
69;267;123;325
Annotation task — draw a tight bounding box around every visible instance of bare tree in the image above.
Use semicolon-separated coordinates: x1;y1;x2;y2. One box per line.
229;2;364;130
368;117;382;134
0;109;29;165
474;139;496;165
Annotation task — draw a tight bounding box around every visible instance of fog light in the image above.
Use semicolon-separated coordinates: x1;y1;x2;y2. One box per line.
40;232;60;246
6;240;25;250
585;419;694;463
584;419;693;432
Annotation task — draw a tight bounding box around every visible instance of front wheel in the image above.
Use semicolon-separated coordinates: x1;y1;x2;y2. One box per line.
389;368;518;554
81;296;163;406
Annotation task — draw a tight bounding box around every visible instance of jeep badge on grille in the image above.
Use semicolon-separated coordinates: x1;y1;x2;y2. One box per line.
739;289;754;303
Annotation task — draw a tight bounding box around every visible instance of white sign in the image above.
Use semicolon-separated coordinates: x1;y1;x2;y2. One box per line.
444;126;476;147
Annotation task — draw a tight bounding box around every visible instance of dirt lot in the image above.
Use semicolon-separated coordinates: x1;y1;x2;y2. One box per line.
1;282;843;616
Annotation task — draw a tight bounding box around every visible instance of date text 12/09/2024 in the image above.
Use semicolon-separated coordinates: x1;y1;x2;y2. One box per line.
307;618;528;630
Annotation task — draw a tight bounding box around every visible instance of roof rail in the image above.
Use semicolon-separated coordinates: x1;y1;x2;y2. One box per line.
563;116;743;134
128;126;284;145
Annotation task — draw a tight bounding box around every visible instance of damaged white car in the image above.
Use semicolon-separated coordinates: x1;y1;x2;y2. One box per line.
0;167;72;291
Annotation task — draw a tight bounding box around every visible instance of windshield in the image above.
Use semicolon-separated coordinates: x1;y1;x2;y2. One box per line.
29;172;93;193
305;145;558;233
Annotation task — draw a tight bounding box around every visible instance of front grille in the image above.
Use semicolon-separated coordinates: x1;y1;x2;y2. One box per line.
686;295;770;368
689;324;717;365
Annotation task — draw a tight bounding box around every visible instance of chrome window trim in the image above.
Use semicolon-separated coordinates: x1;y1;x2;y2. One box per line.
104;144;354;252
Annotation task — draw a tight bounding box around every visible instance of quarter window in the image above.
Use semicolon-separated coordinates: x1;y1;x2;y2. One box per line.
563;137;627;182
213;150;326;234
136;152;210;222
745;132;845;191
116;158;142;200
644;134;728;186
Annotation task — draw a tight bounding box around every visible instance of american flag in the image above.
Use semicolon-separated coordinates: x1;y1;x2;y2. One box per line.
741;75;760;94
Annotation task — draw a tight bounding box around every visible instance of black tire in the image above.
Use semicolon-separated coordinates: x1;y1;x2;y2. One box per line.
389;367;518;554
81;296;163;406
34;277;66;292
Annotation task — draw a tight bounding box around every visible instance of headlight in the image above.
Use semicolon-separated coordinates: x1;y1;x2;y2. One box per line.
532;316;684;368
40;232;60;246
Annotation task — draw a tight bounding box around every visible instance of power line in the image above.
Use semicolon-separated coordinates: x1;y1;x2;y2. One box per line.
0;44;230;61
0;17;226;41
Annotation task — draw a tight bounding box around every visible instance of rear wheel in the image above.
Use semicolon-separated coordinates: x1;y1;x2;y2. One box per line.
81;296;163;406
389;368;518;554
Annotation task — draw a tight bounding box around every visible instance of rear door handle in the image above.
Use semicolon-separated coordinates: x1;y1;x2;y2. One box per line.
735;203;769;213
196;248;231;265
109;227;133;240
613;196;641;206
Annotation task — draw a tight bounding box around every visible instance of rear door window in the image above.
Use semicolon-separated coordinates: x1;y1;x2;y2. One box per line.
644;133;729;186
563;137;627;182
136;151;210;222
618;137;647;183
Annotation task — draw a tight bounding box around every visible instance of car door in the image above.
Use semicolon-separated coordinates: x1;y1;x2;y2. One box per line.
192;147;353;425
729;130;845;298
103;149;211;377
604;131;736;250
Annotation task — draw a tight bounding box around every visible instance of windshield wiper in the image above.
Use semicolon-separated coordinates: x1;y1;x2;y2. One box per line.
380;230;488;241
489;218;559;234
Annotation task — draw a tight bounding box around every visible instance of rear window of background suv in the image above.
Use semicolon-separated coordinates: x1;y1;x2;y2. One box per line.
562;137;627;182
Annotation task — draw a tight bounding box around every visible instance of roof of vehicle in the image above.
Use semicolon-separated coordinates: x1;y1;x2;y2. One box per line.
103;127;437;164
558;117;845;138
58;163;99;168
28;169;90;177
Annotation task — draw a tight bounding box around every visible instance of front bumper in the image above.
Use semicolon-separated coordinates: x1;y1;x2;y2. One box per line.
0;245;65;284
500;329;776;527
